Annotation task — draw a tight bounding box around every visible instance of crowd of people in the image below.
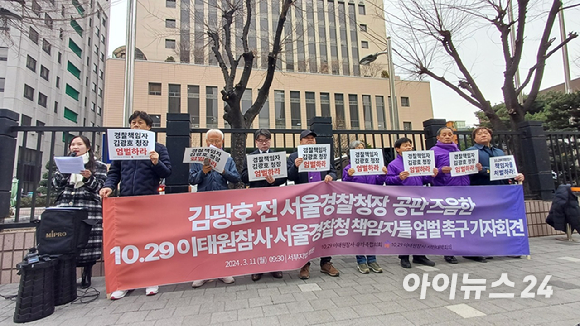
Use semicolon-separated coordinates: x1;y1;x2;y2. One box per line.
51;111;524;300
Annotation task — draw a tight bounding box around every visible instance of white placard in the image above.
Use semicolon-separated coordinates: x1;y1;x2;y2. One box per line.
490;155;518;181
246;152;287;182
402;150;435;176
350;149;385;175
107;129;155;160
450;150;479;177
54;156;85;174
183;147;230;173
297;144;331;172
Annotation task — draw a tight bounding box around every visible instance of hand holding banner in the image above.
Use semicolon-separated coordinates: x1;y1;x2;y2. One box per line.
450;150;479;177
350;149;385;175
107;129;155;160
247;152;287;181
183;147;230;173
490;155;518;181
298;144;330;172
403;150;435;176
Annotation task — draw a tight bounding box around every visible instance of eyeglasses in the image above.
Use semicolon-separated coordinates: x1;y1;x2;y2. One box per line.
256;138;271;143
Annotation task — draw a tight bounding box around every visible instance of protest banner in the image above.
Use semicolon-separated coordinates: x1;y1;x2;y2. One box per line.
103;182;528;293
106;129;155;160
450;150;479;177
403;150;435;176
246;152;287;181
490;155;519;181
183;147;230;173
297;144;330;172
350;149;385;175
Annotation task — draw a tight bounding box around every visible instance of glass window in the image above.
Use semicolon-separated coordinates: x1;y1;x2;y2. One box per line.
320;92;331;117
0;78;4;92
376;96;386;129
21;114;32;126
338;2;349;75
206;86;218;128
54;101;58;113
66;84;80;100
166;19;176;28
0;47;7;61
165;39;176;49
358;4;366;15
360;24;367;32
40;65;49;80
188;85;200;127
317;0;328;73
151;115;161;127
403;122;412;130
24;84;34;101
258;89;270;128
64;108;78;123
42;39;51;55
149;82;161;95
38;93;48;108
29;27;39;44
168;84;181;113
166;0;176;8
363;95;373;129
348;94;359;129
91;102;96;111
290;91;301;129
56;76;60;88
361;41;368;48
26;55;37;72
242;89;252;114
334;93;345;128
45;13;53;29
401;96;410;107
274;90;285;128
32;0;41;15
305;92;316;124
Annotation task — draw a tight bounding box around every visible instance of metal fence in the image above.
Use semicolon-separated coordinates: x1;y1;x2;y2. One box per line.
2;124;566;229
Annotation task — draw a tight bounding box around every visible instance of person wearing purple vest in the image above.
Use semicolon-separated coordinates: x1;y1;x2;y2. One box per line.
430;127;482;264
386;137;438;269
343;140;388;274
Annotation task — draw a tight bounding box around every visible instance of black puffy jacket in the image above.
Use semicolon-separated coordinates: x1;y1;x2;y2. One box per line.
546;184;580;234
104;143;172;196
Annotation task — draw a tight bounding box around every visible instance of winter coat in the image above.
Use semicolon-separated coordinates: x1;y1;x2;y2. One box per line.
546;184;580;234
342;163;386;185
467;143;509;186
189;156;241;192
241;149;287;188
53;160;107;265
287;151;337;184
431;141;470;186
104;143;172;196
385;155;433;186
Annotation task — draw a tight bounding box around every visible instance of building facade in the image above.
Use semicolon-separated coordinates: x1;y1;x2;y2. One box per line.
1;0;110;193
104;0;433;132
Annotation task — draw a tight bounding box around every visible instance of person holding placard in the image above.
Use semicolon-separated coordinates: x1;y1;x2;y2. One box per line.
287;130;339;279
241;129;286;282
386;137;438;269
430;127;482;264
100;111;172;299
189;129;240;288
53;135;107;288
465;127;525;263
343;140;388;274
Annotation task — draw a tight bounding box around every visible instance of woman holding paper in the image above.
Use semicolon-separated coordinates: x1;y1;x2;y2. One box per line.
430;127;482;264
53;135;107;288
342;140;387;274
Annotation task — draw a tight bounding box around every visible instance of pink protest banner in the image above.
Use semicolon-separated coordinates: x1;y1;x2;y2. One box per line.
103;182;528;293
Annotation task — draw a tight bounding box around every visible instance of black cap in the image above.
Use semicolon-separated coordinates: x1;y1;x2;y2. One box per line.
300;130;317;139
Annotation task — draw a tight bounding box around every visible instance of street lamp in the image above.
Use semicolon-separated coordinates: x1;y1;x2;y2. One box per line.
359;37;400;129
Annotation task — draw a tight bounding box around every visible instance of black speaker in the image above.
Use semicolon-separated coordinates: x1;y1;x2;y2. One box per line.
14;255;57;323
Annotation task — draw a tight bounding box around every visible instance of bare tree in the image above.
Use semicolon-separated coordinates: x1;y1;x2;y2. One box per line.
370;0;578;131
207;0;294;178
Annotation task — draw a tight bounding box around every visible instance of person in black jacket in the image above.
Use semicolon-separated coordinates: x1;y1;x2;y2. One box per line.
546;184;580;235
241;129;287;281
100;110;172;300
287;130;339;279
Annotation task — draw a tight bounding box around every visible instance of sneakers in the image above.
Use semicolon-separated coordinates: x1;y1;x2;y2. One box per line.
400;258;411;269
320;262;339;277
299;264;310;279
444;256;459;264
368;262;383;273
145;286;159;296
110;290;128;300
191;279;209;288
412;256;435;267
358;263;370;274
219;276;235;284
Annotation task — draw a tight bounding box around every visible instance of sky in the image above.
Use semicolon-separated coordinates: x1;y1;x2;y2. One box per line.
107;0;580;127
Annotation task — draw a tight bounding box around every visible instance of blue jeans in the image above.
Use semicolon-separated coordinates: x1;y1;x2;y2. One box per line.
356;255;377;264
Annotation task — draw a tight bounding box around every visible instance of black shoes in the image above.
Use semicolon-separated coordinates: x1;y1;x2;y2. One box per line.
412;256;436;267
81;265;92;288
444;256;459;264
463;256;487;263
400;258;412;268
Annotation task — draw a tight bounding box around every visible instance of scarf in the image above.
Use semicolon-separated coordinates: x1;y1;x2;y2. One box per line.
69;153;90;188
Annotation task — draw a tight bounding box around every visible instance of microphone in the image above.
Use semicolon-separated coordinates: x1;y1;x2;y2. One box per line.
69;152;77;157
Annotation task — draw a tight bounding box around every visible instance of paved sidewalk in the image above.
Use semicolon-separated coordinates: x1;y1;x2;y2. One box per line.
0;235;579;326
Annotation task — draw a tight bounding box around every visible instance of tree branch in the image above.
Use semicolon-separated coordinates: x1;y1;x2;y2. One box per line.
208;30;231;85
